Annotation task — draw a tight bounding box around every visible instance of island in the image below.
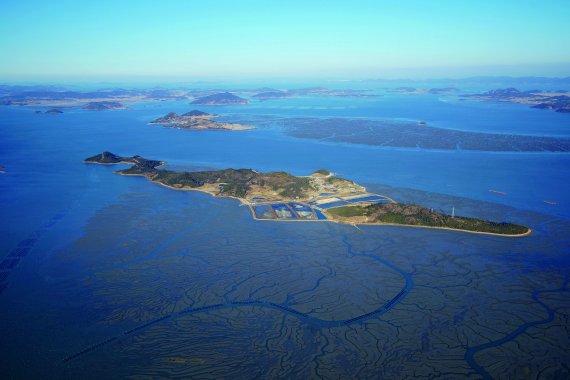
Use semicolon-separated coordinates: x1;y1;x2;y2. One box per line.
84;151;164;167
190;92;249;105
149;110;255;131
84;152;531;236
46;108;64;114
34;108;63;114
82;101;126;111
0;84;378;109
463;88;570;113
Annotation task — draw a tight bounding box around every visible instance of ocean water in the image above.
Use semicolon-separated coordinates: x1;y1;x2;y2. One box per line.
1;93;569;378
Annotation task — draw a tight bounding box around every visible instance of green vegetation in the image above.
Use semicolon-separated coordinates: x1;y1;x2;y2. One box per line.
219;182;249;198
328;203;529;235
326;177;346;184
277;177;312;198
85;151;131;164
327;206;368;218
149;168;257;195
85;152;318;199
85;152;530;236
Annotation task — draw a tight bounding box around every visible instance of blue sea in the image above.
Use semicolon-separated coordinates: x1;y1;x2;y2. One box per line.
1;91;569;378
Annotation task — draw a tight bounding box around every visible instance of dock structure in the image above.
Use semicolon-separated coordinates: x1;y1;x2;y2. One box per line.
248;192;395;223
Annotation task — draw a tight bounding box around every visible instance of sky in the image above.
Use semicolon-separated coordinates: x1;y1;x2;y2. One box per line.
1;0;570;81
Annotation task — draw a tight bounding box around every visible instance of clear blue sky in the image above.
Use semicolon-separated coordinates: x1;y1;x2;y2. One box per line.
1;0;569;80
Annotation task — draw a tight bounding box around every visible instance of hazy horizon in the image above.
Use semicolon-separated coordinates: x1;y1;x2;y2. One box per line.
2;0;570;81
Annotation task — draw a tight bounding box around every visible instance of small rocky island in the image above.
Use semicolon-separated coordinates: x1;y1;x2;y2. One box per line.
190;92;249;105
85;152;530;236
35;108;63;114
82;101;126;111
46;108;64;114
149;110;255;131
464;88;570;113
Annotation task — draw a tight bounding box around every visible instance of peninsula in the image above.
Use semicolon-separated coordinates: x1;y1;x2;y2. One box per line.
85;152;530;236
190;92;249;105
149;110;255;131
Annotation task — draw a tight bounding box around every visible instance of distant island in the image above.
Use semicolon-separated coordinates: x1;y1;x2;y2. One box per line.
149;110;255;131
190;92;249;105
0;86;189;107
0;85;378;108
82;101;126;111
464;88;570;113
34;108;63;114
84;152;530;236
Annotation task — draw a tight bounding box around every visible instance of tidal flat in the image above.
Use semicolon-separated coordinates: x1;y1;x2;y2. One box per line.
2;186;564;379
1;92;570;378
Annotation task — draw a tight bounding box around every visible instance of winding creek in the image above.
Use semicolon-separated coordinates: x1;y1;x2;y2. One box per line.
62;232;415;362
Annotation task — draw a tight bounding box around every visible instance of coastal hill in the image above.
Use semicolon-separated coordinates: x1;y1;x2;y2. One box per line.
84;152;531;236
46;108;63;114
149;110;255;131
190;92;249;105
327;203;529;236
84;152;164;169
34;108;63;114
85;151;336;199
182;110;210;117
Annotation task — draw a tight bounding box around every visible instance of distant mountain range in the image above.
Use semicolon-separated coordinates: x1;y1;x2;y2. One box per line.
362;76;570;88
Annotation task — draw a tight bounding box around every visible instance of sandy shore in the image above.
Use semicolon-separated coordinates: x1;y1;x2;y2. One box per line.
345;220;532;238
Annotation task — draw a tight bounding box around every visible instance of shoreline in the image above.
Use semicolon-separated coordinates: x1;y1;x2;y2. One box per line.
327;218;532;237
109;166;531;237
